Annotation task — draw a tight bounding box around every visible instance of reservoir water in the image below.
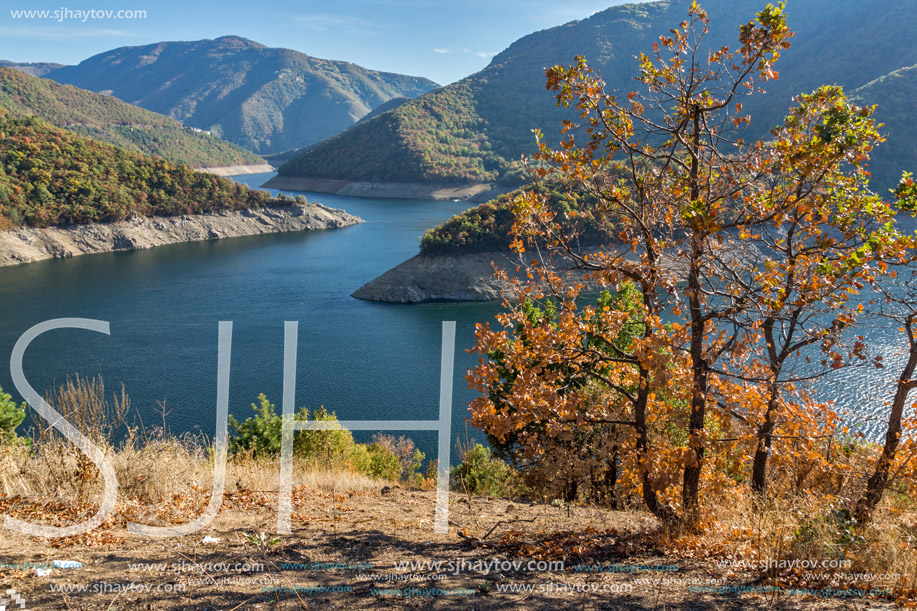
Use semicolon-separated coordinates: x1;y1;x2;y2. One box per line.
0;171;907;457
0;172;499;458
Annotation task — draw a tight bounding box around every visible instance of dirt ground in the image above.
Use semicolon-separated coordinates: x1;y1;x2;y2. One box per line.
0;485;900;610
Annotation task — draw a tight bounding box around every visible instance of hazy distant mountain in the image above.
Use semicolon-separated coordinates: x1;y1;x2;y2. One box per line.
0;61;65;77
0;67;263;168
44;36;439;155
279;0;917;193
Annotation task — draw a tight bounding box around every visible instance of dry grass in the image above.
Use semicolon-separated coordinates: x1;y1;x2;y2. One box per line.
0;378;911;609
650;480;917;605
0;376;382;531
2;433;380;515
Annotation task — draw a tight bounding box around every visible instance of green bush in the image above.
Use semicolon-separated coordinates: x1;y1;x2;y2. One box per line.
229;394;437;484
0;384;28;446
403;448;425;484
369;433;426;483
228;394;355;461
296;406;357;463
228;394;284;457
451;443;515;497
366;444;402;481
348;442;401;481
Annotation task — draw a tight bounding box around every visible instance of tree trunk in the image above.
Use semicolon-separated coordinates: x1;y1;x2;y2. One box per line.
751;391;780;494
605;446;619;509
683;249;708;526
635;379;676;524
681;106;707;529
563;478;578;503
854;327;917;523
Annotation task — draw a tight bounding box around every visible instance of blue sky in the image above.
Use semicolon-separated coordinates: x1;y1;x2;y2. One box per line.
0;0;630;85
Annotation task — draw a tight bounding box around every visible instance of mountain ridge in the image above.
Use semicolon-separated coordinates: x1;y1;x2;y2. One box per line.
43;36;440;155
0;61;65;77
0;66;264;169
278;0;917;195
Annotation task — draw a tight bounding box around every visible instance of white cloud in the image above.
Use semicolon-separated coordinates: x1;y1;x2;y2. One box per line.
294;14;385;34
434;47;493;59
0;26;130;40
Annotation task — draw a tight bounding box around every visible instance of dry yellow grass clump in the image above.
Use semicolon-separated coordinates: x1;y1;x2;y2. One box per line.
0;375;382;530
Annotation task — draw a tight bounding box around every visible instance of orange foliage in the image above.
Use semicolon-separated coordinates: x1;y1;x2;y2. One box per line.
467;1;913;530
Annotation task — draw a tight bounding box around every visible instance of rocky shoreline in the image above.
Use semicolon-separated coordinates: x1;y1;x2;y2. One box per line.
352;251;604;303
352;246;701;303
198;163;274;176
262;175;505;201
0;203;361;267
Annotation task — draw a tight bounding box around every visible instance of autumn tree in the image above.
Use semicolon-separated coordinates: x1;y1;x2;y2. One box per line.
470;269;691;518
470;1;905;527
854;193;917;522
471;285;644;505
711;85;899;496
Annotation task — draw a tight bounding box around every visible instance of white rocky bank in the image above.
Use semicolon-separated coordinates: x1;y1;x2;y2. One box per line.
352;250;695;303
0;203;361;267
351;252;603;303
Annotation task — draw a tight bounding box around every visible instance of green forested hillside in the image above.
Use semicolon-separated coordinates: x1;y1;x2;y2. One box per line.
356;97;411;124
419;183;615;255
281;81;511;184
44;36;439;155
0;67;263;168
281;0;917;193
0;109;281;228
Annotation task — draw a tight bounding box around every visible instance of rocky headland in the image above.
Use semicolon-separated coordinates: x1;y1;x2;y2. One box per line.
351;251;604;303
0;203;361;267
200;164;275;176
262;176;505;202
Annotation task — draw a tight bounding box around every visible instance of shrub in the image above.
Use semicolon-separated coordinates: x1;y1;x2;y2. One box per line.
296;406;356;463
348;442;401;481
0;384;27;446
451;443;515;497
228;394;355;461
370;433;426;483
228;395;435;485
228;394;284;457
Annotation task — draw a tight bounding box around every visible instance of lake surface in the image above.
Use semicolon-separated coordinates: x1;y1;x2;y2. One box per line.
0;172;500;459
0;171;906;458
